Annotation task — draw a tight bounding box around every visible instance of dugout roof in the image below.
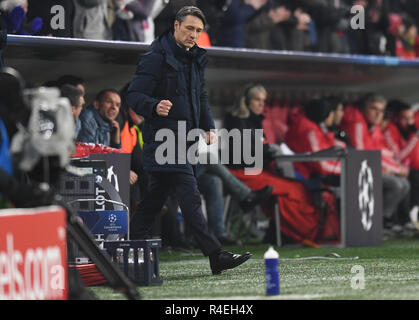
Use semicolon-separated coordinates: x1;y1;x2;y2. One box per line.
4;35;419;104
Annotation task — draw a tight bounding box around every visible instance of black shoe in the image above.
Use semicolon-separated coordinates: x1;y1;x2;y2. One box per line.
239;186;274;212
209;250;252;275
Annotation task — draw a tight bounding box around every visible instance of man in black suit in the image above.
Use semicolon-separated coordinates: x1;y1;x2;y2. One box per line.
127;6;252;275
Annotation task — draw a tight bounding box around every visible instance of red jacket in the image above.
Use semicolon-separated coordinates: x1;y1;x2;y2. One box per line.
384;122;419;170
340;106;401;174
285;114;342;179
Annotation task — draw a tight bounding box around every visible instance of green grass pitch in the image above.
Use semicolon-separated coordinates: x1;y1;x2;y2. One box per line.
91;238;419;300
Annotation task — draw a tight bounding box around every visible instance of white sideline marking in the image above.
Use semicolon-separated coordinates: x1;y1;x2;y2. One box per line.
165;294;330;300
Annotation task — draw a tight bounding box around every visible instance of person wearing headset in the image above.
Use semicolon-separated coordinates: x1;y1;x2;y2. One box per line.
224;83;341;246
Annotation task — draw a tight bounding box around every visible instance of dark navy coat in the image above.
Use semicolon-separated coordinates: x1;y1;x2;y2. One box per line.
126;31;215;175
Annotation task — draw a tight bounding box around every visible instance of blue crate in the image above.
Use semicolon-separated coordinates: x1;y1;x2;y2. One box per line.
104;240;163;286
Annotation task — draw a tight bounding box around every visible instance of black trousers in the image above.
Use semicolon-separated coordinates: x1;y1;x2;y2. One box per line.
130;171;221;256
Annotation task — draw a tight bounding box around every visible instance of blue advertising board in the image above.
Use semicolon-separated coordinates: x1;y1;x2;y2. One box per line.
77;210;127;235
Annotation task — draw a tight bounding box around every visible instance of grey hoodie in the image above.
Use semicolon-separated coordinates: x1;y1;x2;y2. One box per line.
73;0;112;40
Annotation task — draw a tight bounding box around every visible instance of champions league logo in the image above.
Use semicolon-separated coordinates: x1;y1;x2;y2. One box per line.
358;160;374;231
109;214;117;224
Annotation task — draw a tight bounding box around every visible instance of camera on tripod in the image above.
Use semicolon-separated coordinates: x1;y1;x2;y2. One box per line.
11;86;75;187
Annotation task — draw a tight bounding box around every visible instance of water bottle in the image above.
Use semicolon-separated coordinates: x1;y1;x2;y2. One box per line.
264;246;280;295
177;207;184;234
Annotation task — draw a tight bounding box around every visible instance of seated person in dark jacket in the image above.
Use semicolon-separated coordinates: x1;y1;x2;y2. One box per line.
77;89;122;149
60;84;85;138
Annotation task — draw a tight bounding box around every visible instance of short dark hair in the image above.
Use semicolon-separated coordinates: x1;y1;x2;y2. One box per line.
60;84;83;107
361;93;387;110
57;75;85;88
387;99;411;116
305;98;335;124
175;6;206;27
95;88;120;102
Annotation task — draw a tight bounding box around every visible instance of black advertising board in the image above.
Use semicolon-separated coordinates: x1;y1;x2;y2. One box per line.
344;150;383;247
89;153;131;212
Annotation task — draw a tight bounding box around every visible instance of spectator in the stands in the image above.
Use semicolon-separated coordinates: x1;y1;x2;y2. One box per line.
113;0;156;42
73;0;112;40
196;0;228;47
153;0;196;38
60;84;85;138
394;14;418;59
143;0;166;43
383;99;419;213
399;0;419;31
26;0;74;37
77;88;122;149
269;0;312;52
0;0;43;35
302;0;352;54
246;1;293;50
346;0;391;55
217;0;267;48
340;93;412;230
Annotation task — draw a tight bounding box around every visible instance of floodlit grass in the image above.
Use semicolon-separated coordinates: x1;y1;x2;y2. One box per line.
91;238;419;300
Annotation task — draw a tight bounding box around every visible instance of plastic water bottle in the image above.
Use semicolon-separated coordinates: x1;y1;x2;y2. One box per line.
264;246;280;295
177;207;184;234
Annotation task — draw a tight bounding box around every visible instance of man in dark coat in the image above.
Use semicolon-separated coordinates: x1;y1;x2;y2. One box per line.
126;6;251;275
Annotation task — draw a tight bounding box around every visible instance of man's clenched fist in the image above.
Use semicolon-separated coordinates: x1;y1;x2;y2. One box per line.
156;100;173;117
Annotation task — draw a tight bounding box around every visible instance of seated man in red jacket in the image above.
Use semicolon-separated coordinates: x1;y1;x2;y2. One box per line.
384;100;419;170
224;84;340;246
383;99;419;220
285;97;345;181
340;94;411;231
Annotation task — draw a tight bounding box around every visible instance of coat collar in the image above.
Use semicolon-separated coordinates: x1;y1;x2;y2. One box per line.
90;107;111;130
248;109;265;127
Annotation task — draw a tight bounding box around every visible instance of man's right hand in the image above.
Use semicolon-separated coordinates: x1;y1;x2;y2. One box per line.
156;100;173;117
